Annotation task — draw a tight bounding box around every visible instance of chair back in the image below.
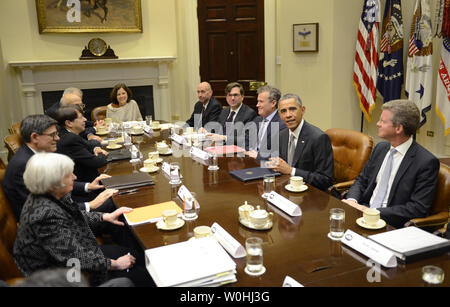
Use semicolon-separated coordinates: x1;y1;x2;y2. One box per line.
8;122;21;135
431;163;450;216
91;106;107;121
0;158;5;170
4;134;22;161
0;169;22;280
325;128;373;184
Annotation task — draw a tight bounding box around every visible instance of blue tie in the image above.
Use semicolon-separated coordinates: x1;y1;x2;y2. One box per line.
371;148;397;209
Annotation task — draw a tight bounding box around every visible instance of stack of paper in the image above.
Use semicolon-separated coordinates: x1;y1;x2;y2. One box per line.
124;201;182;226
145;237;237;287
205;145;245;155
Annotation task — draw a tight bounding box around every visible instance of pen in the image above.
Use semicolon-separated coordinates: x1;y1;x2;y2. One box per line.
119;188;139;195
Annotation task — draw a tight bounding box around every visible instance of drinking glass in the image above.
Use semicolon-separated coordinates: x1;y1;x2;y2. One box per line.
329;208;345;240
245;237;265;276
422;265;445;285
183;192;199;221
169;162;182;185
207;153;219;171
261;174;275;199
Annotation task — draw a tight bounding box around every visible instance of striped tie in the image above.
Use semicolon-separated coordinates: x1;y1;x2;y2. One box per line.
287;134;296;166
371;148;397;209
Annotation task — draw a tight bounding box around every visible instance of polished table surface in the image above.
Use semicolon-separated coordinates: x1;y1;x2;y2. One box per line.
102;129;449;287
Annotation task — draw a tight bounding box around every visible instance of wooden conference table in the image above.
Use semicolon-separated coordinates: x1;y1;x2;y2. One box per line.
102;128;449;287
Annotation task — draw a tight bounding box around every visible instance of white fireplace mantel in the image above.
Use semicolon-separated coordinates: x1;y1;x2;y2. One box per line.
9;56;177;121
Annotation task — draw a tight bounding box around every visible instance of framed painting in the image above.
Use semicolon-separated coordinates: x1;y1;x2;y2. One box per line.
35;0;143;33
293;23;319;52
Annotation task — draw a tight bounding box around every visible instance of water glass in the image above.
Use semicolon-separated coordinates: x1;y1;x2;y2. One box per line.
183;192;199;221
422;265;445;285
261;174;275;199
245;237;265;276
329;208;345;240
208;153;219;171
169;162;182;185
146;115;153;126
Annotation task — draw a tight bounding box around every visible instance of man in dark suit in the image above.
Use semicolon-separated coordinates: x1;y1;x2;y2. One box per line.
206;82;257;148
343;100;439;228
268;93;334;191
55;105;109;183
2;114;115;220
246;85;286;159
185;82;222;130
46;87;103;143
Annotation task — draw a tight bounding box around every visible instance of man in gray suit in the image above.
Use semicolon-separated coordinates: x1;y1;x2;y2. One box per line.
343;100;439;228
268;93;334;191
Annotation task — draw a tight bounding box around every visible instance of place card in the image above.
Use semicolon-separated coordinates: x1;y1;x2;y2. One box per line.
266;191;302;216
171;133;186;145
211;222;246;258
190;147;209;160
282;276;304;287
177;185;198;209
341;229;397;268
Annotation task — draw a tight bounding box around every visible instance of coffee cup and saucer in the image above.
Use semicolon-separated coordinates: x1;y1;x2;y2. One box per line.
157;142;172;155
188;226;213;241
148;151;163;164
238;203;273;230
106;139;122;150
96;125;109;136
156;209;185;231
356;208;386;229
140;160;159;173
151;121;161;130
131;125;144;135
285;176;308;193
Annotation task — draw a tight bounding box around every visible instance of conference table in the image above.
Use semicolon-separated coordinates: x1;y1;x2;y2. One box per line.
101;128;449;287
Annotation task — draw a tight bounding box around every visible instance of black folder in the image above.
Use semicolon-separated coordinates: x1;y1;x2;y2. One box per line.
229;167;281;182
101;173;154;190
106;148;132;162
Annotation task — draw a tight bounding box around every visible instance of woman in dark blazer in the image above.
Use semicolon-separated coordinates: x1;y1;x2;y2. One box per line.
13;152;153;286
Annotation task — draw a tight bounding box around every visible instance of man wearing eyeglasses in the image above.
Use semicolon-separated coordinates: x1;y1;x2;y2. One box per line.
2;114;115;220
206;82;256;147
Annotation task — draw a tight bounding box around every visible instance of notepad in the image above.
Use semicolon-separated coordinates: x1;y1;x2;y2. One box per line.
205;145;245;155
124;201;182;226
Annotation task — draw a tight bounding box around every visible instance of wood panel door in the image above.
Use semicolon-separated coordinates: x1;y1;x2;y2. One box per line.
198;0;265;110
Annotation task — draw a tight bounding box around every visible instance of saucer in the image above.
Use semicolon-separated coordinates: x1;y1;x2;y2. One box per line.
131;131;144;136
151;126;161;131
239;217;273;230
244;265;266;276
356;217;386;230
285;184;308;193
145;158;163;164
139;166;159;173
158;149;173;156
156;218;185;231
106;144;123;150
96;130;109;136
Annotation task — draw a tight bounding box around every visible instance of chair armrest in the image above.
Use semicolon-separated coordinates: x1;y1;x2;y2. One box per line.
404;212;449;228
327;180;355;199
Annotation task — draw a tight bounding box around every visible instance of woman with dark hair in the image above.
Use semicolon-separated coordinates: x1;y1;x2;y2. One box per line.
106;83;143;122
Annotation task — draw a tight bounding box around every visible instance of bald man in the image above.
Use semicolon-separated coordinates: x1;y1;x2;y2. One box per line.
186;82;222;130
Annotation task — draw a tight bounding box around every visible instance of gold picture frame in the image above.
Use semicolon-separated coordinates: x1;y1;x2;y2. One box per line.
293;23;319;52
35;0;143;33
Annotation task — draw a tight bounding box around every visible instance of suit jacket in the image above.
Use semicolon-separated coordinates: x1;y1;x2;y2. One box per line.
346;141;439;228
13;193;109;286
185;97;222;129
252;112;287;158
2;144;92;219
279;121;334;191
214;103;257;147
57;128;107;183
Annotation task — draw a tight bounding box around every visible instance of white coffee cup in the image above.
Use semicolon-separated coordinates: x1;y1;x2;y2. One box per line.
249;209;273;228
157;142;169;154
290;176;304;189
162;209;178;226
97;125;107;133
144;159;156;170
148;151;160;161
152;121;160;129
108;139;117;148
193;226;212;239
132;125;143;134
185;127;194;134
363;208;380;226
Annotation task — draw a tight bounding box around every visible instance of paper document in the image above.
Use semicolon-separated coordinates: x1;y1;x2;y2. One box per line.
124;201;182;226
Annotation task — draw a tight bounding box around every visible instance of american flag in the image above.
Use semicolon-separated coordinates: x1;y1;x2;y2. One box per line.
353;0;381;122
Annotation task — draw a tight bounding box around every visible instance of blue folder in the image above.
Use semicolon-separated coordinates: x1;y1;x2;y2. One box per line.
229;167;281;182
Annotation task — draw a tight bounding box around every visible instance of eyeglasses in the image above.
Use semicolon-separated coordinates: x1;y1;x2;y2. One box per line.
227;93;241;98
41;131;59;139
78;103;86;110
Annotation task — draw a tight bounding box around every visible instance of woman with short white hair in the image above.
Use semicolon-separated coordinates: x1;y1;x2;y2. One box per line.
13;152;153;287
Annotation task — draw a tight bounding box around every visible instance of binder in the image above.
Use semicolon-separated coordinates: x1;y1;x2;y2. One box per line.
106;148;131;162
229;167;281;182
100;172;154;190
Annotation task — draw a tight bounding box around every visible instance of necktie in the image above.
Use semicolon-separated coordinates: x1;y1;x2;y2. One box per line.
371;148;397;209
197;106;205;128
257;119;268;150
287;134;296;165
224;111;236;134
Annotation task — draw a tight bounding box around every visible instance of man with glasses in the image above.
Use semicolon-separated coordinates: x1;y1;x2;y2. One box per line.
206;82;256;147
2;114;116;220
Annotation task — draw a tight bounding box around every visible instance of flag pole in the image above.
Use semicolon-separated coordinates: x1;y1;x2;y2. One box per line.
360;112;364;133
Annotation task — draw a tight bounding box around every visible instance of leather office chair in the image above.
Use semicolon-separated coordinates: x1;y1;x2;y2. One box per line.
4;134;22;161
405;163;450;230
8;122;21;135
325;128;373;198
0;169;23;283
0;158;5;170
91;106;107;121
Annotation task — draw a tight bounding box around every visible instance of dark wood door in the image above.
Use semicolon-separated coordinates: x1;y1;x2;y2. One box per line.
198;0;265;110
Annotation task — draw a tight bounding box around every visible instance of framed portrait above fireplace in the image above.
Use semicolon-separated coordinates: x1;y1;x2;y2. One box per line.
35;0;143;33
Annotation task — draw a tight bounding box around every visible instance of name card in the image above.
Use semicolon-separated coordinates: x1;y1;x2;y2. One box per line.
177;185;198;209
211;222;246;258
190;147;209;160
282;276;304;287
171;133;186;145
341;229;397;268
267;191;302;217
161;162;171;176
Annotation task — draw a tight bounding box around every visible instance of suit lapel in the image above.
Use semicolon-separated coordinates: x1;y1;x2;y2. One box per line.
291;122;309;166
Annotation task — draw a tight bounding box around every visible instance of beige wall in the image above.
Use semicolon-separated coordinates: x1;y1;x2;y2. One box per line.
0;0;449;161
